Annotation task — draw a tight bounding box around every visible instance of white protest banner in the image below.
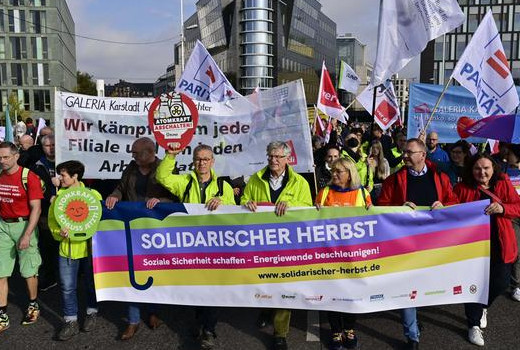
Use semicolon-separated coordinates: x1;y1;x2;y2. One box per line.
55;80;313;179
372;0;464;85
357;82;400;131
452;10;519;117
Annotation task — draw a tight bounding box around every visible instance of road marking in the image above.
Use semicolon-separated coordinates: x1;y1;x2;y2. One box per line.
306;310;320;342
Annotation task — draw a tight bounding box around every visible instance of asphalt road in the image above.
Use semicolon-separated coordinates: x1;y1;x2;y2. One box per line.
1;275;520;350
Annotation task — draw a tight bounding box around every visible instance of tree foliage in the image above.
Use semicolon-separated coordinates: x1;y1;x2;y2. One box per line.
75;71;97;96
3;92;30;125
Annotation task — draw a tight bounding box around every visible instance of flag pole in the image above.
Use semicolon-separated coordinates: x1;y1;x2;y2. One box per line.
423;76;453;133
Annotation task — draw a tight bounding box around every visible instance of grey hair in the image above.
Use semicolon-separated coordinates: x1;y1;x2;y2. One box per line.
406;138;427;153
193;144;214;159
266;141;291;157
40;134;55;145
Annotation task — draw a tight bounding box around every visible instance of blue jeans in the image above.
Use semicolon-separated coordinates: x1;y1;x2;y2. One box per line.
127;303;159;324
401;307;419;342
59;256;97;319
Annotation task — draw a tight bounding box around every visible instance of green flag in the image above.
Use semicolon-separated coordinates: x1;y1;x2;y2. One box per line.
4;105;14;142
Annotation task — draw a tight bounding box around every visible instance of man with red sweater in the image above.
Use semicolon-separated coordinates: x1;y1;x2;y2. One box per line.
378;138;459;349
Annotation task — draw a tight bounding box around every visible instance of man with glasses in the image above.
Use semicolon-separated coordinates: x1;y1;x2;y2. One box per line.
378;138;458;349
241;141;312;350
106;137;177;341
426;131;449;163
156;143;235;350
0;141;44;333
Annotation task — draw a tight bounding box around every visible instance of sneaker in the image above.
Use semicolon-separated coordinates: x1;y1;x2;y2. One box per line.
273;337;288;350
479;308;487;329
39;280;58;292
330;332;344;350
0;313;9;333
83;312;97;332
468;326;484;346
512;287;520;302
200;330;216;350
343;329;358;349
58;321;80;341
21;303;40;325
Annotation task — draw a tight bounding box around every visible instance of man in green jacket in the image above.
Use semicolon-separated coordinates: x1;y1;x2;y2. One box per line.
241;141;312;350
156;143;234;350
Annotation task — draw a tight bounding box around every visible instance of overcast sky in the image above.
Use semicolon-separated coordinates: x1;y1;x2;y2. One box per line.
66;0;418;84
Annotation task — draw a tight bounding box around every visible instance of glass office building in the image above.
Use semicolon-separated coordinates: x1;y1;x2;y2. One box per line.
182;0;337;103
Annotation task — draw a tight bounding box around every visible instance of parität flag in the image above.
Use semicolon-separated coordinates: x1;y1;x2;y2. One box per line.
452;10;519;117
317;61;348;124
356;82;400;131
175;40;241;103
372;0;464;85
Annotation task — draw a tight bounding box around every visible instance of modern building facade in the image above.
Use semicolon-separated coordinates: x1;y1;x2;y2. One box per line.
336;33;373;111
393;74;410;118
180;0;337;104
0;0;76;121
420;0;520;85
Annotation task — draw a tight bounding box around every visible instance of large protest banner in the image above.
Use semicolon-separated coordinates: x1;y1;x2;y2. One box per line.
408;83;520;143
55;80;313;179
93;201;490;313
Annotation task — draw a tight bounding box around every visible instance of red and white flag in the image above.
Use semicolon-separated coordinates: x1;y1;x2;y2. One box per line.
324;117;333;144
357;82;400;131
452;10;519;117
317;61;348;123
313;105;325;138
176;40;241;103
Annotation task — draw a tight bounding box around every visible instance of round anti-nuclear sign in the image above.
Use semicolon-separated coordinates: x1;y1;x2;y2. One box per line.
148;92;199;150
53;187;102;241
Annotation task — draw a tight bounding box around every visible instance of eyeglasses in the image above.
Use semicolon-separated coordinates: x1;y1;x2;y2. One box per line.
403;150;424;156
194;157;212;163
267;154;286;160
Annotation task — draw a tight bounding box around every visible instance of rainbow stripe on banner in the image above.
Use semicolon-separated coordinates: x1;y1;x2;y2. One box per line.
92;201;490;313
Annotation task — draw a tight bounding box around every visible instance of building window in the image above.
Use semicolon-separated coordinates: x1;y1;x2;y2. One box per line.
31;36;48;59
10;63;27;85
8;9;26;33
33;89;50;112
0;63;6;86
29;10;46;34
10;37;27;59
0;37;5;59
0;10;4;32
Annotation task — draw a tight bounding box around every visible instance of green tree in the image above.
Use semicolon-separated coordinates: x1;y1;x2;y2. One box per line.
75;71;97;96
3;92;30;125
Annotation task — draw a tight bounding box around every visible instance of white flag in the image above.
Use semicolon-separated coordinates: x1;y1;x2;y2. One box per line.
372;0;464;85
317;61;348;124
356;82;400;131
175;40;241;103
338;60;360;93
452;11;519;117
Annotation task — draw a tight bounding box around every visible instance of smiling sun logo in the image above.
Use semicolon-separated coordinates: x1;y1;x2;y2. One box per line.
65;200;90;222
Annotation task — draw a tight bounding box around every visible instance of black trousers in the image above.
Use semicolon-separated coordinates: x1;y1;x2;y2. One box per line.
465;260;511;327
328;311;356;333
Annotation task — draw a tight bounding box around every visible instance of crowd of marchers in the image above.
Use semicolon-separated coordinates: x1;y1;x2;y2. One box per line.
0;118;519;350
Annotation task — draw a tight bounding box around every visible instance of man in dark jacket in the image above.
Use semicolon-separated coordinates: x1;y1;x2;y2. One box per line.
105;137;177;340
